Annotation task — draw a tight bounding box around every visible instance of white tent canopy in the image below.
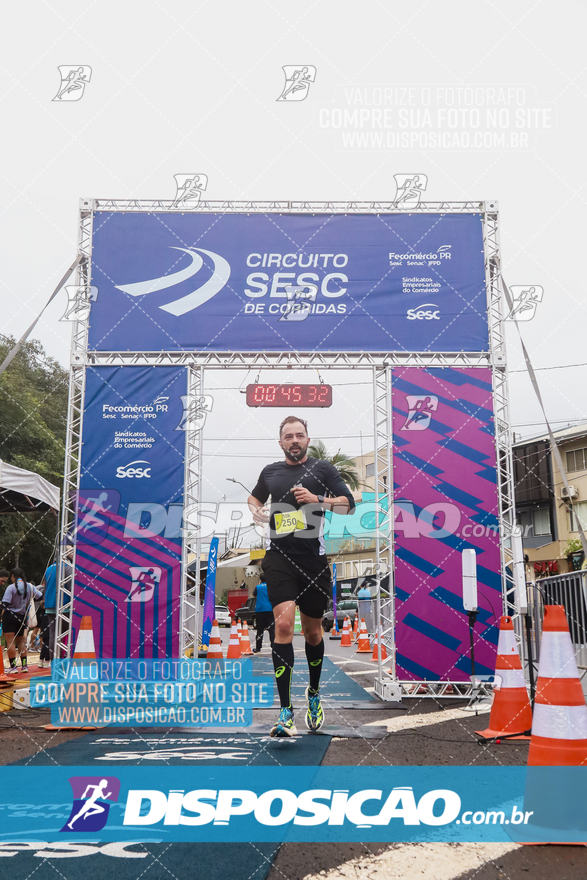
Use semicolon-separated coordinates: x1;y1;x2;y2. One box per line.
0;459;60;514
217;553;251;568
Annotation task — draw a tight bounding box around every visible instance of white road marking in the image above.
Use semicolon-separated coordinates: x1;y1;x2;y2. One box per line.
293;842;519;880
364;705;490;731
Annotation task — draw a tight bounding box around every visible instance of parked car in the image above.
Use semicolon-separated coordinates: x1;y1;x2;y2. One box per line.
215;605;231;627
322;599;358;632
234;597;256;630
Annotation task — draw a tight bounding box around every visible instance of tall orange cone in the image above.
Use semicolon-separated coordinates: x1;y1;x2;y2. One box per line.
352;616;359;642
73;616;96;659
226;620;242;659
356;619;371;653
371;631;388;662
240;621;253;656
206;619;224;659
527;605;587;765
44;615;98;731
476;615;533;740
340;617;352;647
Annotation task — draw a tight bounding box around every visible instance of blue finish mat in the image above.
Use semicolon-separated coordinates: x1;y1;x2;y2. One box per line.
0;841;279;880
12;730;331;766
6;732;331;879
252;654;378;705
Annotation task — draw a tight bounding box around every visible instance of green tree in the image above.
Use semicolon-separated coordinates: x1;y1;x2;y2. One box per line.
0;336;68;580
308;439;364;492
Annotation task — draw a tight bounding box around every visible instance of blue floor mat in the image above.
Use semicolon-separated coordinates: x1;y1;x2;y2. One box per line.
253;654;378;705
12;730;331;766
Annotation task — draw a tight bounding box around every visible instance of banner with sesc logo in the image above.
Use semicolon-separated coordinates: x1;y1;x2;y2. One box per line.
72;366;187;657
88;212;488;353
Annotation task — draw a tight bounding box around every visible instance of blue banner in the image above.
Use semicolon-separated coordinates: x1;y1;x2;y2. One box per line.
74;366;187;657
202;537;219;648
88;212;488;353
1;767;586;843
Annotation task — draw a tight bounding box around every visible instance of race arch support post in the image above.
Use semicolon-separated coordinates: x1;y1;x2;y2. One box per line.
71;365;187;658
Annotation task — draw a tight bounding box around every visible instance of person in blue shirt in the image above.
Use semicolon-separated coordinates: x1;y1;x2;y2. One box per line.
39;555;72;668
252;576;275;653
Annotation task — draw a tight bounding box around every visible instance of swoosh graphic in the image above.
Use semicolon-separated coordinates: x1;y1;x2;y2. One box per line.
309;660;322;666
275;665;286;678
159;248;231;316
115;247;204;297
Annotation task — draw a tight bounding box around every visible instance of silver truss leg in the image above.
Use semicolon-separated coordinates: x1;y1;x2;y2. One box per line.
484;202;516;619
372;365;400;701
181;365;205;656
55;200;93;658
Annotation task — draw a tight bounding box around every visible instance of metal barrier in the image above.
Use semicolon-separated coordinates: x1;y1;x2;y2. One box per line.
522;572;587;672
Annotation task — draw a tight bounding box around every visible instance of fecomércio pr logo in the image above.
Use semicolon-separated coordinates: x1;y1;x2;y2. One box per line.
61;776;120;832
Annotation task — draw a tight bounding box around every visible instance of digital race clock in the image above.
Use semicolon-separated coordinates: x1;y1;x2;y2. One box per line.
246;384;333;407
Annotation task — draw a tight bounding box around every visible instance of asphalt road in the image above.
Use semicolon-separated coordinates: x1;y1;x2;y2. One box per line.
1;634;586;880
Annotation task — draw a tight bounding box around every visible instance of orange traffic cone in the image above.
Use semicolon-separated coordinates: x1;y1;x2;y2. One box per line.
356;619;371;653
74;616;96;659
44;615;98;731
528;605;587;766
476;615;533;740
226;620;242;659
371;631;388;661
340;617;352;647
240;621;253;656
352;617;359;642
206;619;224;659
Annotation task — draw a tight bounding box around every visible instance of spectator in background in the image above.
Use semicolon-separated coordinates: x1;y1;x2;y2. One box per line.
0;569;9;601
39;550;73;666
252;575;275;653
1;568;42;673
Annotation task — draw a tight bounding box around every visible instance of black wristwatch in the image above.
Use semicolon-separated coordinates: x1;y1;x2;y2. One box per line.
317;495;325;505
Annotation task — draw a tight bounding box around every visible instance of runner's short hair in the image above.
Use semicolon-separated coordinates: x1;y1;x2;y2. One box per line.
279;415;308;437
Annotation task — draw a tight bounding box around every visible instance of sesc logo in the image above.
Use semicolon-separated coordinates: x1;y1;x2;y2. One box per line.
116;460;152;479
407;303;440;321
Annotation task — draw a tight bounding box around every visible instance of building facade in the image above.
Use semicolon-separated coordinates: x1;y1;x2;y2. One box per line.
513;424;587;576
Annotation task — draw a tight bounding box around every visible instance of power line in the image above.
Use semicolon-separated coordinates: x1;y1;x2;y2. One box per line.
510;362;587;374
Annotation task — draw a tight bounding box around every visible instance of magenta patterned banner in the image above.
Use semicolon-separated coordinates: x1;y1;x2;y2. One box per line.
392;367;500;681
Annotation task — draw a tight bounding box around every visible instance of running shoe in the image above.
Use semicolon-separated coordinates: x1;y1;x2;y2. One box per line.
305;687;325;731
5;667;19;675
270;706;297;737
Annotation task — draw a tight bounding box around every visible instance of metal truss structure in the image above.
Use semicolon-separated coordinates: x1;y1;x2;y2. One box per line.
56;199;515;703
92;199;490;215
55;199;94;656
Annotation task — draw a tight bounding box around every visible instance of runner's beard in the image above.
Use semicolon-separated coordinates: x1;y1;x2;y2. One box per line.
284;442;308;462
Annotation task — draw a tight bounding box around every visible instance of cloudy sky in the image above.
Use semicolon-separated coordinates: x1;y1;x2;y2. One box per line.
2;0;586;503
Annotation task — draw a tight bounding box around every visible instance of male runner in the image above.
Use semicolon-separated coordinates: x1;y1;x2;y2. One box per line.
248;416;355;737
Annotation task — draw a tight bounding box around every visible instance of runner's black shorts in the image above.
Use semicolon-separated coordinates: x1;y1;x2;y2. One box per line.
2;609;27;636
261;549;331;619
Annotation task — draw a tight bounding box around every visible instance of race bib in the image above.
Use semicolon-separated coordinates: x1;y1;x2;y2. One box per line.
274;509;307;535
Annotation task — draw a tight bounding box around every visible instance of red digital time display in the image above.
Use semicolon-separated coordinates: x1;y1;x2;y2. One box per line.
246;384;333;408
